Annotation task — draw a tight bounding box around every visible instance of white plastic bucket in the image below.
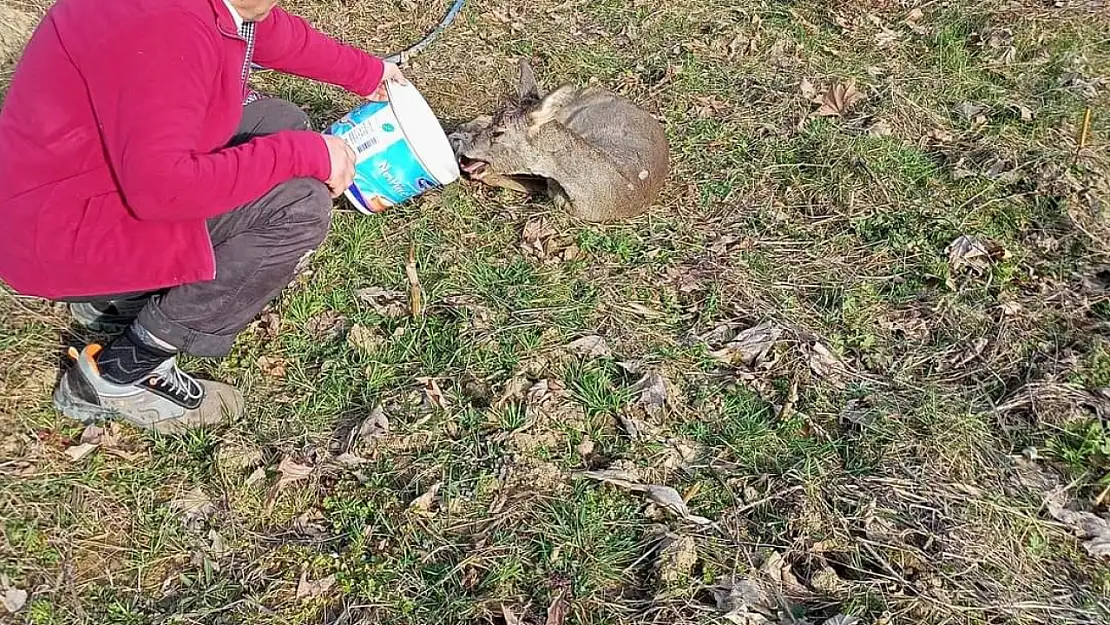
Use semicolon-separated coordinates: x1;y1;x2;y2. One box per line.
326;81;460;215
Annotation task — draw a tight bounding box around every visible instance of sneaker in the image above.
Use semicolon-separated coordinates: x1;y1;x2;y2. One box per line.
70;297;150;334
53;345;244;433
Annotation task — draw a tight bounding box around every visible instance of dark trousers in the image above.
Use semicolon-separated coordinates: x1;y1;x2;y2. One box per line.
75;99;333;358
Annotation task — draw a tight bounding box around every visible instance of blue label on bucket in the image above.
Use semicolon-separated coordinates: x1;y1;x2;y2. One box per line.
326;101;442;215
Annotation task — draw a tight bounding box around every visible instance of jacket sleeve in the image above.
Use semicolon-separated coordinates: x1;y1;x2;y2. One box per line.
254;7;385;97
81;11;332;222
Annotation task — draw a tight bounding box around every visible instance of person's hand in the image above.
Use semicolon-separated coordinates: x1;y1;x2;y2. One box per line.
367;61;409;102
323;135;356;198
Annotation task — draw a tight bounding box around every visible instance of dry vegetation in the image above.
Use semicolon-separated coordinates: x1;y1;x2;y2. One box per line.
2;0;1110;624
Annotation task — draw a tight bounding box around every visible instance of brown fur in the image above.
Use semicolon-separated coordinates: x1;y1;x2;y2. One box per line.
448;61;669;222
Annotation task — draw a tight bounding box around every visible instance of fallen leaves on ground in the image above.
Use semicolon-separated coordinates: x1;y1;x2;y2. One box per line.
296;572;336;600
418;378;450;411
527;378;565;407
583;470;712;525
545;577;571;625
304;310;348;341
946;234;1007;282
808;341;848;386
351;404;390;446
257;355;288;378
409;481;443;516
567;335;612;359
356;287;408;318
806;80;865;117
520;217;578;263
522;217;558;259
712;577;775;625
346;323;383;353
79;423;121;447
1047;491;1110;558
251;310;282;340
1;575;27;614
207;529;230;558
707;322;783;368
632;371;669;416
63;442;99;462
170;487;217;528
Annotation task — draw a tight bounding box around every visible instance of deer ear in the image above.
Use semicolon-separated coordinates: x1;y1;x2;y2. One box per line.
528;85;577;130
517;59;542;102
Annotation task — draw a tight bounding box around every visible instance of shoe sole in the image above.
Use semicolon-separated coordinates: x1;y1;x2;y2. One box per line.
52;374;185;434
53;373;119;424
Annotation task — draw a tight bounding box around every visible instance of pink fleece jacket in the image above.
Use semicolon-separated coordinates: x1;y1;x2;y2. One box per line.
0;0;384;298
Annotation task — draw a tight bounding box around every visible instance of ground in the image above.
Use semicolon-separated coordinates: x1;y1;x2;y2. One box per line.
1;0;1110;624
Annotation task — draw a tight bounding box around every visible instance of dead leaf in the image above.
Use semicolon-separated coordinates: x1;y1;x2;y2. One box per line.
406;244;424;318
0;574;27;614
619;412;652;441
207;529;230;558
245;467;267;487
522;217;559;259
567;335;612;359
839;399;875;427
496;375;532;410
582;470;712;525
356;287;408;318
304;310;348;341
1047;492;1110;558
823;616;861;625
527;378;566;406
799;78;818;101
170;487;217;527
1;582;26;614
947;234;1007;277
576;437;595;458
867;119;893;137
409;481;443;516
257;355;288;378
814;81;864;117
274;456;313;492
712;578;775;625
353;404;390;444
295;507;328;536
418;378;450;411
252;311;282;339
808;342;846;385
334;453;370;468
347;323;383;353
545;580;570;625
708;322;783;367
906;8;924;23
79;423;121;448
874;28;900;48
955;101;987;122
64;442;99;462
296;572;336;600
632;371;669;415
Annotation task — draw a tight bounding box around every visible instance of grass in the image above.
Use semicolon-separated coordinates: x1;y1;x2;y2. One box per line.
3;0;1110;623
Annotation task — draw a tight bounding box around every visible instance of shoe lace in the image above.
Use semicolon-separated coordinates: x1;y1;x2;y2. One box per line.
149;362;205;404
